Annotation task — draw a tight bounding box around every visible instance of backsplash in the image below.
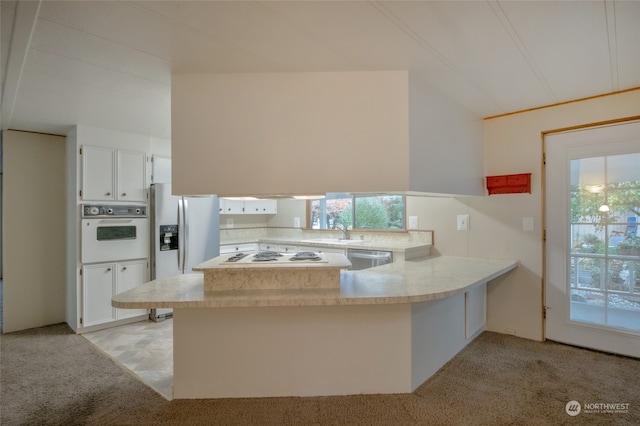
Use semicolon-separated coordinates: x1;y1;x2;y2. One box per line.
220;227;433;246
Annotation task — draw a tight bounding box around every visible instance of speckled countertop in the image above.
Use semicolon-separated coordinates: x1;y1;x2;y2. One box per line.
258;237;429;252
226;237;432;260
112;256;518;309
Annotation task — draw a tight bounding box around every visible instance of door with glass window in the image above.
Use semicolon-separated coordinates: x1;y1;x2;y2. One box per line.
545;120;640;358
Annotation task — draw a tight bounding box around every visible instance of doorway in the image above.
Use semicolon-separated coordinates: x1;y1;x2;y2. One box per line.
545;119;640;358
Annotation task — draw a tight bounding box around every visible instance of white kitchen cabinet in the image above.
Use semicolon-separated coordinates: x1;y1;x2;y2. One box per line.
258;242;277;252
277;244;298;254
298;246;345;255
258;243;298;253
152;155;172;184
245;200;278;214
82;263;117;327
220;243;258;254
82;260;149;327
219;199;277;215
465;283;487;338
115;260;149;320
219;199;245;214
117;150;147;201
81;145;147;202
82;146;116;201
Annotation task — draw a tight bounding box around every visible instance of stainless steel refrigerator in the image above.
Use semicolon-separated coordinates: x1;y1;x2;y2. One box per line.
149;183;220;321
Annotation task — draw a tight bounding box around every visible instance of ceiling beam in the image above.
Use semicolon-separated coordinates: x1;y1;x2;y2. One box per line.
1;0;41;130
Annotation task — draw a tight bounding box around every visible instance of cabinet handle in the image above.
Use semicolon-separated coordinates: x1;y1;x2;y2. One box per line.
106;267;112;272
121;192;127;197
122;266;127;271
105;192;111;196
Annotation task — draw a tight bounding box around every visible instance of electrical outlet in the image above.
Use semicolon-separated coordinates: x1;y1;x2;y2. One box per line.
408;216;419;230
293;217;301;228
226;218;234;228
457;214;469;231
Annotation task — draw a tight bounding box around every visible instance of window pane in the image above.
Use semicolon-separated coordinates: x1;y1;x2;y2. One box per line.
309;193;405;231
353;195;404;230
569;153;640;333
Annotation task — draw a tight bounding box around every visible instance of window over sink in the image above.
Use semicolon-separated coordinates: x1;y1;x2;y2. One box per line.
309;193;405;231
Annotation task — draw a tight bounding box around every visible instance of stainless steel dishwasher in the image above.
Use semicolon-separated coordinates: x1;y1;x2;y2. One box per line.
347;249;393;270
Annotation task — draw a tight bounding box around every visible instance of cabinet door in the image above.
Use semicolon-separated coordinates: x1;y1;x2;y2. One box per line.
116;260;149;319
259;200;277;214
246;200;277;214
259;243;277;252
277;244;298;254
220;243;258;254
118;150;147;201
82;146;116;201
83;263;116;326
152;155;171;184
220;199;245;214
298;246;345;255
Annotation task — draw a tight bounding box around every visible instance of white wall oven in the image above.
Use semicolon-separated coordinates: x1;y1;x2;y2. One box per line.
81;204;149;263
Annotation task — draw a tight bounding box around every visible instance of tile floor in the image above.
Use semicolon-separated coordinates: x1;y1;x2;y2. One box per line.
82;318;174;400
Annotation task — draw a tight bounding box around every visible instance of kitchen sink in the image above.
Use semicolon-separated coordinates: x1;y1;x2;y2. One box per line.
302;238;369;245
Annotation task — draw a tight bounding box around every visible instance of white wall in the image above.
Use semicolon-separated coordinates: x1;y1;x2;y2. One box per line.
408;90;640;341
3;130;66;332
267;199;307;228
408;73;485;196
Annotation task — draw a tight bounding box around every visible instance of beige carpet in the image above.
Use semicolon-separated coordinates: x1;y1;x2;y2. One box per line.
1;323;638;425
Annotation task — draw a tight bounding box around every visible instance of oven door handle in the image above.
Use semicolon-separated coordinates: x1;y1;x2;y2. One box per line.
96;219;136;224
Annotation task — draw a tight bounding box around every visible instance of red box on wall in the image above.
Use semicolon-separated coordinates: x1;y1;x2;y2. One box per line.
486;173;531;195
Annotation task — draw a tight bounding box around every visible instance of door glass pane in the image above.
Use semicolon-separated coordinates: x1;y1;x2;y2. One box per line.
569;153;640;332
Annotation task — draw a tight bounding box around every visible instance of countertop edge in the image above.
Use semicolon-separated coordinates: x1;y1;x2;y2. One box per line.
113;256;518;309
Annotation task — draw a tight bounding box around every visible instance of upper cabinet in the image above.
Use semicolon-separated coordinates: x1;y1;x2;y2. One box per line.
81;145;147;202
151;154;172;184
219;198;277;215
245;199;278;214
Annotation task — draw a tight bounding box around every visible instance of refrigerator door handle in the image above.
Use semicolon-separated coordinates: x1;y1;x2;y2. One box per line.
182;198;189;273
178;198;185;272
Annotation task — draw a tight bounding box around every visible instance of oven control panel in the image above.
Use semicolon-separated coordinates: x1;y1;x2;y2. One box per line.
82;204;147;218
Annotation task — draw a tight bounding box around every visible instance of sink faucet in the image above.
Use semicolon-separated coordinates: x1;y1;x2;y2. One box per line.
335;222;350;240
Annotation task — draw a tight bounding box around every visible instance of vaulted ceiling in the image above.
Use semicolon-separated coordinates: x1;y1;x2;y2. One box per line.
2;1;639;140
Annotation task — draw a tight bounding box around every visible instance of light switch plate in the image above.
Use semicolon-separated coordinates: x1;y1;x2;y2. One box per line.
408;216;419;230
293;217;301;228
457;214;469;231
523;217;534;232
226;218;234;228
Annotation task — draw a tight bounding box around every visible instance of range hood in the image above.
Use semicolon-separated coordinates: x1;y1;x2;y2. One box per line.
171;71;485;198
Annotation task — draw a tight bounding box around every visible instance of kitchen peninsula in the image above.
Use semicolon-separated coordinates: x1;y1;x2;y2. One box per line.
113;254;517;399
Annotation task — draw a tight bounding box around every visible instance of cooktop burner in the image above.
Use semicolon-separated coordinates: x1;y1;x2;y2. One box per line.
226;252;249;262
290;251;322;261
251;256;280;262
254;251;283;258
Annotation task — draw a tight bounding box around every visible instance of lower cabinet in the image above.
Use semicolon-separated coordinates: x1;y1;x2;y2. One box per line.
220;243;258;255
116;260;149;320
82;259;149;327
258;243;298;253
298;246;346;255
